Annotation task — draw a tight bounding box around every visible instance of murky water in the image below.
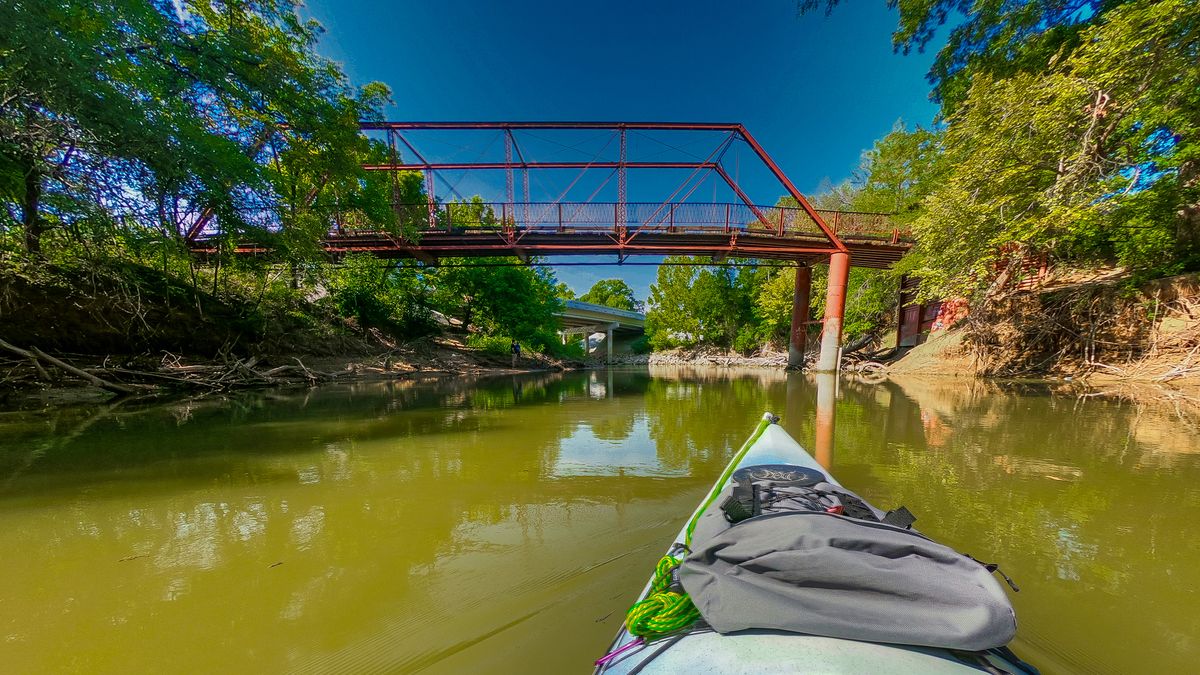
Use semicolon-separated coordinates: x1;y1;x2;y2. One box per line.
1;369;1198;673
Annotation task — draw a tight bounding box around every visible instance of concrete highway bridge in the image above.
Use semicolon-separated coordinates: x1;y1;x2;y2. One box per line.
188;122;916;372
557;300;646;361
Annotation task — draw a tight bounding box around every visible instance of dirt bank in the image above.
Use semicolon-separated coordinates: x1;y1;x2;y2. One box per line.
886;271;1200;391
0;260;582;409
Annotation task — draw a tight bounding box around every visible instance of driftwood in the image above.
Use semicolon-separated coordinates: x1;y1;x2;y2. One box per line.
0;337;340;395
0;337;143;395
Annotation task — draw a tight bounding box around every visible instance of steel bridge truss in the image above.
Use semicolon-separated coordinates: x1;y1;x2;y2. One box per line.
187;122;908;266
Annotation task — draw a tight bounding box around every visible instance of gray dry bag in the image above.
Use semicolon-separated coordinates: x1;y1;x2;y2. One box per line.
678;465;1018;652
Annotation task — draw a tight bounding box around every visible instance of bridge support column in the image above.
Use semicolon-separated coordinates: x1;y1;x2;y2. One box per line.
787;265;811;368
815;251;850;373
606;325;614;364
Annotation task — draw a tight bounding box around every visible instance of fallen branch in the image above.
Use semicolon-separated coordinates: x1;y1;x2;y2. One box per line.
29;347;146;395
85;366;221;389
0;337;145;394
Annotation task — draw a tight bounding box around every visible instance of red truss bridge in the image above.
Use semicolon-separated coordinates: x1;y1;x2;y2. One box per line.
186;122;915;370
186;122;911;269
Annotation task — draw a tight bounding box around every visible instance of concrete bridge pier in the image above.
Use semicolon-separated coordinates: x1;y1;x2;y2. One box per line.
787;265;812;368
815;251;850;373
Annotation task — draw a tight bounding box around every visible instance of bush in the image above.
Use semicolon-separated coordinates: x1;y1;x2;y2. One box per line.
548;338;587;359
465;333;514;356
630;335;652;354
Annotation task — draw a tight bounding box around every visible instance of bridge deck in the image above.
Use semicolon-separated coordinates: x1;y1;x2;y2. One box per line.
206;201;911;269
558;300;645;333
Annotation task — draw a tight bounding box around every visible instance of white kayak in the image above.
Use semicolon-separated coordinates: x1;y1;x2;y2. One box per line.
594;413;1035;674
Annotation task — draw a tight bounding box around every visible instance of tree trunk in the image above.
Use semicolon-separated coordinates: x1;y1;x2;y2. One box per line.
22;167;42;255
1177;159;1200;254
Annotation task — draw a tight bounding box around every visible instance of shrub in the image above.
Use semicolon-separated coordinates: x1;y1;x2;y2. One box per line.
465;333;513;356
630;335;652;354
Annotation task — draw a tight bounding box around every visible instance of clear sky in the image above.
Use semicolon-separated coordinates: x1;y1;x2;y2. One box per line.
305;0;940;301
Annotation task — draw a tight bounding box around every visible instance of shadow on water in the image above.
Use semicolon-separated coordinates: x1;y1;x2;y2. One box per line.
0;368;1198;673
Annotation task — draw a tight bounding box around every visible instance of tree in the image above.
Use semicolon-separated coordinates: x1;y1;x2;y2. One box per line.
851;124;945;221
645;257;754;350
327;255;433;335
646;259;703;349
554;282;576;301
0;0;393;257
579;278;643;312
897;0;1200;298
426;260;563;344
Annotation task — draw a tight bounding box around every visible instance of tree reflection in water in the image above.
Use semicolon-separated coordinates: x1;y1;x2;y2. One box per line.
0;369;1197;673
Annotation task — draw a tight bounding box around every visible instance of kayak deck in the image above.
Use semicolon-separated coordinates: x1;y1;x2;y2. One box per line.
596;414;1031;674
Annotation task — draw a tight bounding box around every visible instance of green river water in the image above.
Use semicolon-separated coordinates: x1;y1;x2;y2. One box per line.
1;367;1198;674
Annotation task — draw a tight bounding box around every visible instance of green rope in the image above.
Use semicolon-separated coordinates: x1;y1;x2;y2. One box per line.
624;415;776;641
624;555;702;639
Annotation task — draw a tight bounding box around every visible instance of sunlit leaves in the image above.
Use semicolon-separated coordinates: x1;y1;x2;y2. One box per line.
579;279;643;312
0;0;394;259
900;0;1200;297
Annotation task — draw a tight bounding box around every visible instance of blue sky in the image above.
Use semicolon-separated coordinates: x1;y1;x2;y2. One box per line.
305;0;940;301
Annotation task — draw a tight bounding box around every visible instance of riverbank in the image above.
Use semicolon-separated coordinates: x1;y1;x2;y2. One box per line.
0;336;578;410
886;271;1200;392
0;257;583;409
607;347;790;368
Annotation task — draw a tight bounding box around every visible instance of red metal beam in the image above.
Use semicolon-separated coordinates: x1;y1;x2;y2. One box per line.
362;161;719;171
359;122;741;131
735;125;848;253
712;165;773;231
316;242;843;255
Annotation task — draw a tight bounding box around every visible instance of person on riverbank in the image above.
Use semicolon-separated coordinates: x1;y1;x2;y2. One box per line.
511;339;521;368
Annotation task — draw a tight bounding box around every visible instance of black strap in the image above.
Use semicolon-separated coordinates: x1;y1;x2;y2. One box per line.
832;491;880;522
966;554;1021;592
721;481;759;523
882;505;916;529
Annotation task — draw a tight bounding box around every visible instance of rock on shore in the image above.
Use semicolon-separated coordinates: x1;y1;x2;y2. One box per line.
605;347;789;368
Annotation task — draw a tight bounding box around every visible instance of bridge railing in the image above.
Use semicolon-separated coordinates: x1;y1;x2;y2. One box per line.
329;202;909;242
185;202;910;244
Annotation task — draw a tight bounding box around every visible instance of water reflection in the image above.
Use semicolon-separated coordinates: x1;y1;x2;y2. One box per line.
0;370;1197;673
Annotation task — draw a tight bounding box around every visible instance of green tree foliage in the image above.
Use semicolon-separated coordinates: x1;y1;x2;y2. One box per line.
645;257;755;350
326;255;434;335
0;0;395;258
554;282;576;301
439;196;500;230
809;0;1200;299
747;266;799;348
849;125;944;221
896;0;1200;298
579;278;643;312
741;264;897;348
805;123;943;221
426;260;563;348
